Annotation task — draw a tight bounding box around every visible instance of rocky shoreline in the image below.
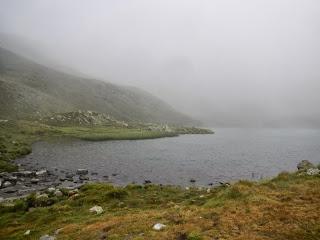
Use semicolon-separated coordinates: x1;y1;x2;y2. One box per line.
1;159;319;202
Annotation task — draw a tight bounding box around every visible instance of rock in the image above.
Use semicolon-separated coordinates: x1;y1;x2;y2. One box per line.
36;169;48;177
47;187;56;193
152;223;166;231
112;173;118;176
24;230;31;235
306;168;320;176
31;178;40;184
297;160;315;170
89;205;103;214
0;197;4;203
79;175;89;181
3;181;12;188
6;176;18;184
65;173;74;179
39;234;56;240
76;169;88;175
59;177;67;182
36;193;49;199
54;190;63;197
54;228;63;235
190;179;196;183
0;179;2;188
14;171;34;178
68;189;79;196
91;172;98;176
4;187;18;194
144;180;152;184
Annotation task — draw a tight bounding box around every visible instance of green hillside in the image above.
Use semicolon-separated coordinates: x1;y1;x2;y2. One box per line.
0;46;196;125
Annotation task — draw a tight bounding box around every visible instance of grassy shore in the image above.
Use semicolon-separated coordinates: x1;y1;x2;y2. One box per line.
0;120;212;172
0;171;319;240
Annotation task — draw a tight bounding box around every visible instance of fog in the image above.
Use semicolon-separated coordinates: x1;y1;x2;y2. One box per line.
1;0;320;127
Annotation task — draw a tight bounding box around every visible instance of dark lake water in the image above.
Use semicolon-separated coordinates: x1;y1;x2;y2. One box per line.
17;128;320;186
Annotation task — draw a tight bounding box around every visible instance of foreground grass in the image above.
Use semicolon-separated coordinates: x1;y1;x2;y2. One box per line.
0;172;319;239
0;120;181;172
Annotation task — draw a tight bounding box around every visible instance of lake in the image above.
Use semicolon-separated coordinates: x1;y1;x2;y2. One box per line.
17;128;320;186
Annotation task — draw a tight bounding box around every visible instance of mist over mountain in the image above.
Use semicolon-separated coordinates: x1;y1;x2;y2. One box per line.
1;1;320;127
0;46;196;125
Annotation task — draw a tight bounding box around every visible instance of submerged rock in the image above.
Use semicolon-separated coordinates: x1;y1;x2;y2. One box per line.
76;169;88;175
297;160;315;170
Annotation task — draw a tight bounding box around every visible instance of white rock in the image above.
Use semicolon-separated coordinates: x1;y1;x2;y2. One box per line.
306;168;320;176
36;169;47;177
39;234;56;240
24;230;31;235
152;223;166;231
89;205;103;214
3;181;12;188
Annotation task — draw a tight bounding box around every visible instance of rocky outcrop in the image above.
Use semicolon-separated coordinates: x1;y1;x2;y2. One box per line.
297;160;315;170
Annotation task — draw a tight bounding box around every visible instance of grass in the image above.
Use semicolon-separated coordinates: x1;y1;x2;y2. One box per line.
0;172;319;239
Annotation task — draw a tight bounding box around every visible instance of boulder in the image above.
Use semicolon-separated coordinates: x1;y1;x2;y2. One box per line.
297;160;315;170
3;181;12;188
152;223;166;231
39;234;56;240
54;190;63;197
47;187;56;193
36;169;48;177
79;175;89;181
306;168;320;176
31;178;40;184
89;205;103;214
76;169;88;175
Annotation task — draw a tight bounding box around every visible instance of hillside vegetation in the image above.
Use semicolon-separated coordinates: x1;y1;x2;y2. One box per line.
0;46;196;125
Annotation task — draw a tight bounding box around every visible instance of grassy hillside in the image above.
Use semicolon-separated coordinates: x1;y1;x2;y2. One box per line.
0;46;196;125
0;171;319;240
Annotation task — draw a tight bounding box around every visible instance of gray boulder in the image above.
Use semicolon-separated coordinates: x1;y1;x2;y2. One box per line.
297;160;315;170
76;169;88;175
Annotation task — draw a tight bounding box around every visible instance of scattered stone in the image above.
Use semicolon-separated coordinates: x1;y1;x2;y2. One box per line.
3;181;12;188
54;190;63;197
4;187;18;194
36;193;49;199
24;230;31;235
68;189;79;196
152;223;166;231
306;168;320;176
144;180;152;184
39;234;56;240
79;175;89;181
90;205;103;214
47;187;56;193
297;160;315;170
31;178;40;184
54;228;63;236
36;169;48;177
76;169;88;175
65;173;74;179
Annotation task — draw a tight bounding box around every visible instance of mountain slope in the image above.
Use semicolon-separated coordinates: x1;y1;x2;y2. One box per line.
0;46;196;125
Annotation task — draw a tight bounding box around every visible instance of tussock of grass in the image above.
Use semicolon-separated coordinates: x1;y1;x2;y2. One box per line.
1;172;320;240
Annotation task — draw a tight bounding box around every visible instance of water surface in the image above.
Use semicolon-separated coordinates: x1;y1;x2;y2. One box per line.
17;128;320;185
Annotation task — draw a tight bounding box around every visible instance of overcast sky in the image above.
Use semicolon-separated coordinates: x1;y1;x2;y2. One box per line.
1;0;320;127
